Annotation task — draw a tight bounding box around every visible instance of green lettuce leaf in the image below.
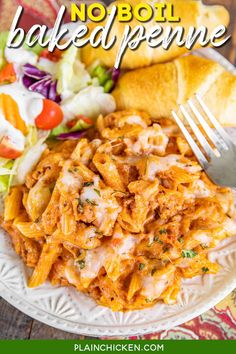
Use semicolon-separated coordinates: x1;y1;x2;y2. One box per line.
57;46;91;95
70;118;93;131
0;175;9;193
0;32;9;70
0;160;14;194
13;126;48;185
50;124;69;137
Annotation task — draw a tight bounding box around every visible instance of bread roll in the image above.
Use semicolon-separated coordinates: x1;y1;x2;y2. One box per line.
112;55;236;126
81;0;229;69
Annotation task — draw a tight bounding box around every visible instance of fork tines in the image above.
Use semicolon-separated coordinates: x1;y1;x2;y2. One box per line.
172;94;233;166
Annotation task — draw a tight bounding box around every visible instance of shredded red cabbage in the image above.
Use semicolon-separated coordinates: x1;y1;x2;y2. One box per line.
23;64;61;103
56;131;86;140
23;64;47;79
22;75;35;88
111;68;120;82
48;81;61;103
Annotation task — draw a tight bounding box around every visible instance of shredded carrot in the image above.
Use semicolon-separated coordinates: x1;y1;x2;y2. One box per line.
0;93;28;135
0;63;16;84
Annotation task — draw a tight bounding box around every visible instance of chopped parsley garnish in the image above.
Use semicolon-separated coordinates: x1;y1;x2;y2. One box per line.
201;244;209;250
139;263;145;271
182;250;198;259
163;245;170;253
159;229;167;235
68;167;78;173
86;199;98;206
154;236;164;245
94;188;101;197
178;237;184;244
145;298;152;303
83;182;94;187
202;267;209;273
77;260;85;269
77;198;84;213
151;268;157;276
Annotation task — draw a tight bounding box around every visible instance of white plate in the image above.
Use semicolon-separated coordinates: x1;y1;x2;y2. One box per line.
0;49;236;337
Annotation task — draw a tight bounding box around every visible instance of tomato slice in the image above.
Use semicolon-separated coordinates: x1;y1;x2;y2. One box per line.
66;115;93;129
0;136;22;159
35;99;63;130
0;63;16;84
66;119;77;129
77;115;93;125
40;48;62;62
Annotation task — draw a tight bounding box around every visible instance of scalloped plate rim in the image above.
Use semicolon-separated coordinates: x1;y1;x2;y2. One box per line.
1;267;236;336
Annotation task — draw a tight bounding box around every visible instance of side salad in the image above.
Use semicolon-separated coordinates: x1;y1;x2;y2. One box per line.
0;32;117;195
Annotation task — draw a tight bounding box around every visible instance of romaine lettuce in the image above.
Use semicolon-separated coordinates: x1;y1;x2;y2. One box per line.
0;32;9;70
13;126;48;185
57;46;91;96
0;160;14;194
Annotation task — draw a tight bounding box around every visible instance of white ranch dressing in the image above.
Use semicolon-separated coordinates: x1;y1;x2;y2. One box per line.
0;112;24;151
5;47;38;67
0;82;44;125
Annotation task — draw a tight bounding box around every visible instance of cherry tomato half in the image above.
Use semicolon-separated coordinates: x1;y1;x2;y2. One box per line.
35;99;63;130
40;48;63;62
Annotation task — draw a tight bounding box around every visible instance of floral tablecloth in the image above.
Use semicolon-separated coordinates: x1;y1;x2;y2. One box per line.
0;0;236;340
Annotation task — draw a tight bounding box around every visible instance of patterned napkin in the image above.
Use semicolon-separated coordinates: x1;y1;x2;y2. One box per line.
0;0;235;340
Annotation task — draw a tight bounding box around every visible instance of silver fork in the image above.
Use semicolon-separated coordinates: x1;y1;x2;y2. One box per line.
172;94;236;188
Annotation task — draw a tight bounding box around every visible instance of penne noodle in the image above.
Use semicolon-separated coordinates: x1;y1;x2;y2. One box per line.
14;222;45;239
93;152;125;191
4;187;23;221
28;243;62;288
127;273;142;301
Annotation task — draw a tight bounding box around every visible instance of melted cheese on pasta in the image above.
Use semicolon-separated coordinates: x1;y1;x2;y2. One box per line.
141;275;169;299
126;115;147;128
2;110;236;312
60;171;82;192
146;155;202;180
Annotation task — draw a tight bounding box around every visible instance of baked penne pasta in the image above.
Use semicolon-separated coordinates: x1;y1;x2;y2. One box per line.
1;110;236;311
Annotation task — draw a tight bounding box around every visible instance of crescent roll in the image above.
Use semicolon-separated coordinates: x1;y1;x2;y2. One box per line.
112;55;236;126
81;0;229;69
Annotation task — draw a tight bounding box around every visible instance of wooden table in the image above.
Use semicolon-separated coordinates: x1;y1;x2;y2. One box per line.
0;0;235;340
